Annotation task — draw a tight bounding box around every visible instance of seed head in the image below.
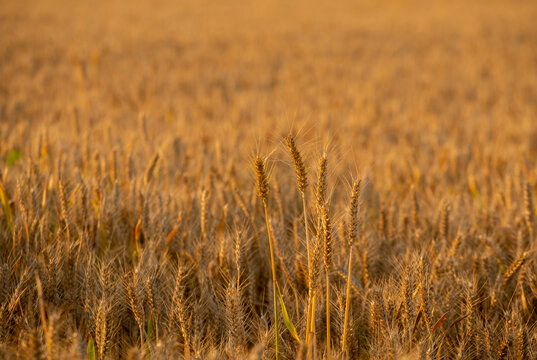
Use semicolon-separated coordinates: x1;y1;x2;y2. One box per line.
254;156;269;203
439;201;450;240
524;182;534;228
286;135;308;194
348;179;361;246
316;153;327;208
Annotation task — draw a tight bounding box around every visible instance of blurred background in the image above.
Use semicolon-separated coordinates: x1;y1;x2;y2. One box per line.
1;0;537;189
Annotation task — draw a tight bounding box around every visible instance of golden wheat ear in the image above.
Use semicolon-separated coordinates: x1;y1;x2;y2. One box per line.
285;135;308;195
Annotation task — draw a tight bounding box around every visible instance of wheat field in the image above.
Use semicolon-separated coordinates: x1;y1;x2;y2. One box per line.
1;0;537;359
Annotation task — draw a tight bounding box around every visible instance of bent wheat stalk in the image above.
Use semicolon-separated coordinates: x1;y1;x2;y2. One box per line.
254;156;279;360
285;135;315;349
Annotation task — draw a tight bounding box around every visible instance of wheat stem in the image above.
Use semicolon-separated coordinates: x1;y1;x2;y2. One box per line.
264;202;279;360
255;156;279;360
322;205;332;358
342;247;353;354
325;270;331;358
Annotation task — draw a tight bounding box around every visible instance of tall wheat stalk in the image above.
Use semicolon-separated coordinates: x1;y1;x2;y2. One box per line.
322;205;332;358
254;156;279;360
285;135;314;349
342;179;360;354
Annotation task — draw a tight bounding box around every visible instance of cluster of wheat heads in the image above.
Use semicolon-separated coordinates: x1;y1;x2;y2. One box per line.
0;128;536;360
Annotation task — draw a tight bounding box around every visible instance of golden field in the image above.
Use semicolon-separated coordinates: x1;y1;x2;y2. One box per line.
1;0;537;358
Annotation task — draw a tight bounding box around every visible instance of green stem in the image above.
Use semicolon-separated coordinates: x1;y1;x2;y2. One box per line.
326;270;331;358
342;246;353;354
263;202;279;360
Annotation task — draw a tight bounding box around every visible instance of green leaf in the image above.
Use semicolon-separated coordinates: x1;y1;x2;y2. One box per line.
275;282;301;344
0;181;13;234
5;149;21;167
356;327;370;351
147;317;153;341
145;316;153;358
87;336;96;360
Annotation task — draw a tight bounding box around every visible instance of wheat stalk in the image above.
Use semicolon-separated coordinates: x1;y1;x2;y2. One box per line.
342;179;360;354
322;205;332;358
144;152;160;185
285;135;317;351
254;155;279;360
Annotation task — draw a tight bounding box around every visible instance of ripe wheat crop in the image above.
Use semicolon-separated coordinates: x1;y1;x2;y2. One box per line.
1;0;537;359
